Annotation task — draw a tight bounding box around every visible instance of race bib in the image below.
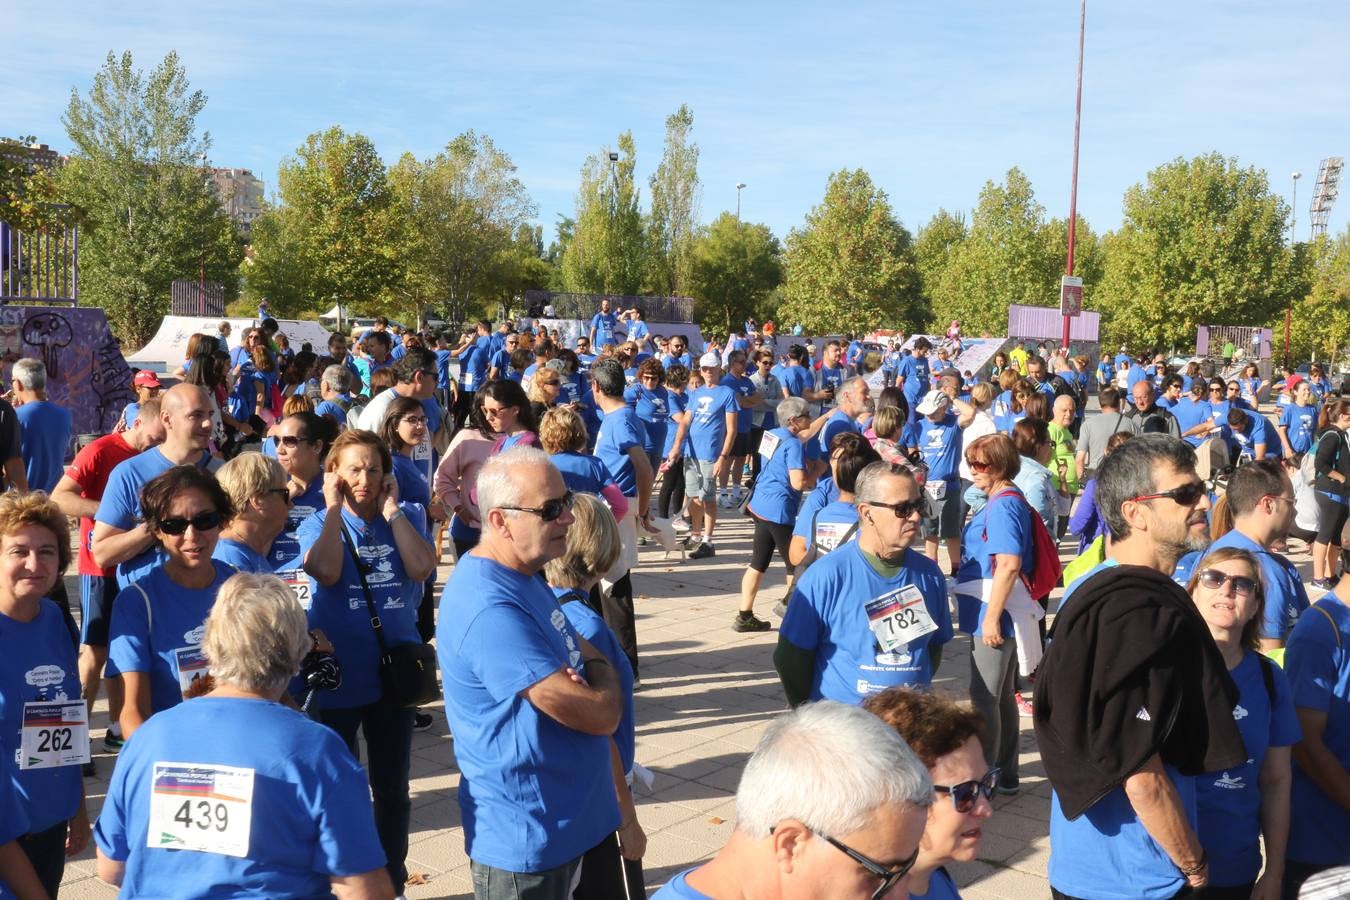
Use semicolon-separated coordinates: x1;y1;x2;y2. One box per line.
758;430;782;462
924;479;947;500
413;436;432;462
814;521;855;553
148;762;255;857
175;647;211;698
20;700;89;770
281;570;312;610
864;585;938;653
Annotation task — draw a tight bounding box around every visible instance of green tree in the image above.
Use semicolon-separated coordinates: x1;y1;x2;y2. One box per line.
560;132;645;295
1286;233;1350;362
248;126;401;320
487;223;554;315
646;105;700;295
928;168;1070;336
58;51;241;345
1095;153;1295;350
686;212;782;336
913;209;967;319
780;169;926;334
386;131;537;325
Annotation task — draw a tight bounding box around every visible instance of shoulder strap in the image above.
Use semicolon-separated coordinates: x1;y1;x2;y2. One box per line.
1312;603;1343;649
1256;652;1276;705
133;582;151;633
339;523;391;660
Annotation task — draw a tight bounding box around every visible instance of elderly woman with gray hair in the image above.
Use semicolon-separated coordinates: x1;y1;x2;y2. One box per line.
94;573;393;899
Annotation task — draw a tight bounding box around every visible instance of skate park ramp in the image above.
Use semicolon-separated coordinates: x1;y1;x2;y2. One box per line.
126;316;334;370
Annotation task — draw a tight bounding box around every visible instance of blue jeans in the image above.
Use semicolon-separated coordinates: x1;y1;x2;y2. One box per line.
471;858;580;900
321;702;415;888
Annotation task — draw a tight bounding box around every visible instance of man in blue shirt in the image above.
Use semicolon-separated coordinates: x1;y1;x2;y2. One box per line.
896;337;932;421
589;298;620;349
437;448;622;896
661;334;692;371
450;321;492;430
1026;355;1057;398
717;350;762;509
812;376;869;478
816;341;847;412
620;308;650;350
590;359;654;677
1173;381;1219;448
667;354;739;560
487;332;520;382
12;358;72;494
914;389;964;573
574;335;597;376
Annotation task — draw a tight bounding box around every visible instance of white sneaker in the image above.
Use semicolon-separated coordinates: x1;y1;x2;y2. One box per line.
671;516;691;533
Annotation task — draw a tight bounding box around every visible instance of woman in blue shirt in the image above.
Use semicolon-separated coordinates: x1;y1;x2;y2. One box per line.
269;411;336;575
1185;547;1298;900
1238;362;1266;408
213;452;293;573
624;358;670;472
0;493;91;897
379;396;434;527
109;466;238;739
95;573;391;898
539;406;629;516
1278;380;1319;458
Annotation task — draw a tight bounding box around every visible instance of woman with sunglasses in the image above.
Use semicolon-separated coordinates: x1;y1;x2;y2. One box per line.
1310;399;1350;589
954;434;1035;797
298;429;436;892
526;365;563;424
994;378;1035;436
268;411;336;575
481;378;539;453
624;357;670;473
434;392;500;559
1206;379;1232;431
864;688;995;899
1185;548;1298;900
212;452;293;573
108;466;238;738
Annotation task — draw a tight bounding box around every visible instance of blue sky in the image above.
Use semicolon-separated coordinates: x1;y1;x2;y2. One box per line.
7;1;1349;244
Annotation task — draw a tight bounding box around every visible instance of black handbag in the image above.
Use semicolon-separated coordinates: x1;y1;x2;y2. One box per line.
341;525;440;708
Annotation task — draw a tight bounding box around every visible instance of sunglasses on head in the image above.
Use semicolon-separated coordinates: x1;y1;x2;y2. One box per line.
1197;568;1257;597
1129;480;1207;507
501;490;574;522
934;768;1001;813
157;511;222;535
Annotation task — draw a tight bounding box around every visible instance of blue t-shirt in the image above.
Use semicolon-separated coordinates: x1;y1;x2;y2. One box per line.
792;477;840;542
314;399;348;425
912;868;961;900
917;412;961;483
1050;766;1197;899
780;365;813;400
267;478;325;574
435;348;452;389
0;600;82;833
897;355;930;402
779;543;951;702
818;409;860;456
1196;652;1301;887
662;391;688;456
1126;364;1150;392
596;407;644;497
720;373;756;434
803;500;860;557
296;505;426;709
460;336;492;391
747;427;806;526
661;352;692;371
488;348;512;378
818;364;847;406
651;870;713;899
590;311;619;346
686;386;739;462
956;489;1034;638
1228;413;1277;462
109;563;238;715
1285;597;1350;866
16;400;72;493
555;588;635;774
211;537;272;573
1173;397;1213;447
1280;403;1318;454
391;453;432;531
624;383;670;457
575;352;597;376
550;451;615;497
437;554;619;872
93;696;386;897
1205;530;1309;641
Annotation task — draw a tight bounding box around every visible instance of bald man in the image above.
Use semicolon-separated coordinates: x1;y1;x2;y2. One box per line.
92;384;223;588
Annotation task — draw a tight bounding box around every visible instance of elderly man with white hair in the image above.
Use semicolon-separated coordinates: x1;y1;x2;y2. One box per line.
438;446;625;899
653;700;933;899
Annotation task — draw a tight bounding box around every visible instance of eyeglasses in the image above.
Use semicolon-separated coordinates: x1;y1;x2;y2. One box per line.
157;511;223;535
865;497;928;519
1129;480;1207;507
933;768;1001;814
1197;568;1257;597
821;833;920;900
276;435;314;449
401;415;428;426
501;491;574;522
267;488;293;505
1209;387;1224;393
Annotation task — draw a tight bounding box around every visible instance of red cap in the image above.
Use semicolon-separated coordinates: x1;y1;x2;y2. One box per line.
133;370;162;389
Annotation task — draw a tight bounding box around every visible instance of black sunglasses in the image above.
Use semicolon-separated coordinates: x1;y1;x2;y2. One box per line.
934;768;1000;814
1129;480;1206;507
157;511;223;535
822;833;920;900
276;435;314;448
501;491;574;522
267;488;293;505
865;497;928;519
1197;568;1257;597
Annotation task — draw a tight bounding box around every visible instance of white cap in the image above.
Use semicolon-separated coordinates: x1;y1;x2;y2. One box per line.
916;389;950;415
698;352;721;368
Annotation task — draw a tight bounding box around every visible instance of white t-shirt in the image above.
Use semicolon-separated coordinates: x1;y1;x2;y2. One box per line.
958;411;999;481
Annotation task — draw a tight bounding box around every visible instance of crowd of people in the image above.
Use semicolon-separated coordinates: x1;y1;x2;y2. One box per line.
1;304;1349;900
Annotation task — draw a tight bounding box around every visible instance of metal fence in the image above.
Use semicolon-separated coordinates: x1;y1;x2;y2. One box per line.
0;220;78;304
170;280;226;317
522;290;695;323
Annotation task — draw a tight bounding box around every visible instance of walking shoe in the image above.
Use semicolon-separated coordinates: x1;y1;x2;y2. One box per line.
690;541;716;560
671;516;691;533
996;783;1020;797
1311;578;1334;591
83;758;96;777
103;730;125;752
732;612;771;633
413;711;434;732
1015;692;1034;717
682;533;703;549
637;535;651;547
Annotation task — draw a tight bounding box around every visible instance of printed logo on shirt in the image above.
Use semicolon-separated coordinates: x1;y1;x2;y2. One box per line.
1232;703;1249;721
549;608;581;669
24;664;68;692
1212;771;1246;791
183;624;205;645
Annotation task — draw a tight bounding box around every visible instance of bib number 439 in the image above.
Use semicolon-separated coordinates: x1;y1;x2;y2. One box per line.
148;762;255;857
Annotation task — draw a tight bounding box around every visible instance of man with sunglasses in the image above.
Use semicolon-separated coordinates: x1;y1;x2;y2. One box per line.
652;701;932;900
776;462;952;707
1035;434;1247;899
438;448;624;900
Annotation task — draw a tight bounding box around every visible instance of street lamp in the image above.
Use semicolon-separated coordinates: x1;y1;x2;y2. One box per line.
1291;171;1302;244
736;183;746;225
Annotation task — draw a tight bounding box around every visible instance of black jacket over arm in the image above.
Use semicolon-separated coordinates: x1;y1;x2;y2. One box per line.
1032;564;1247;820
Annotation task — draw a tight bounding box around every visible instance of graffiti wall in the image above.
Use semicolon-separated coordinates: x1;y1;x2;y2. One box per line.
0;306;134;440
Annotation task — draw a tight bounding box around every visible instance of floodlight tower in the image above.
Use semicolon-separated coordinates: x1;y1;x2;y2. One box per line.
1310;157;1344;239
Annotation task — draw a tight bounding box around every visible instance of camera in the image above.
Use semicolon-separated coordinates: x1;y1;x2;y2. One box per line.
300;649;342;694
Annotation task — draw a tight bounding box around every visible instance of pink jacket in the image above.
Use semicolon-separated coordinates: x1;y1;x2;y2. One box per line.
434;430;495;530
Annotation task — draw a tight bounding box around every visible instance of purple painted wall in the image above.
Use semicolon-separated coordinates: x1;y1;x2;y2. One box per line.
0;306;134;439
1007;304;1100;342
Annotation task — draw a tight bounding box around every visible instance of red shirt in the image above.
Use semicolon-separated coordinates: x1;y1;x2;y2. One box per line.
66;432;138;577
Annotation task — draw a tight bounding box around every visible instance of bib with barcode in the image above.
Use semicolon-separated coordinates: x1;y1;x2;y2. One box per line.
174;647;211;698
19;700;90;770
281;569;313;611
758;430;782;461
148;762;255;857
864;585;938;653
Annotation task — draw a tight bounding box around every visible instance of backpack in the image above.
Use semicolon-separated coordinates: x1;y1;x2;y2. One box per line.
1050;374;1083;412
984;488;1063;599
1300;433;1326;486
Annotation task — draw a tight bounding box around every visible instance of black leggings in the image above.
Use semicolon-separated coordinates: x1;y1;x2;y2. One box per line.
749;517;794;574
1315;492;1349;545
657;462;686;519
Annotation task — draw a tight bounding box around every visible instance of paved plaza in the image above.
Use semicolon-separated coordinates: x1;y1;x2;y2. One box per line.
57;504;1317;899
